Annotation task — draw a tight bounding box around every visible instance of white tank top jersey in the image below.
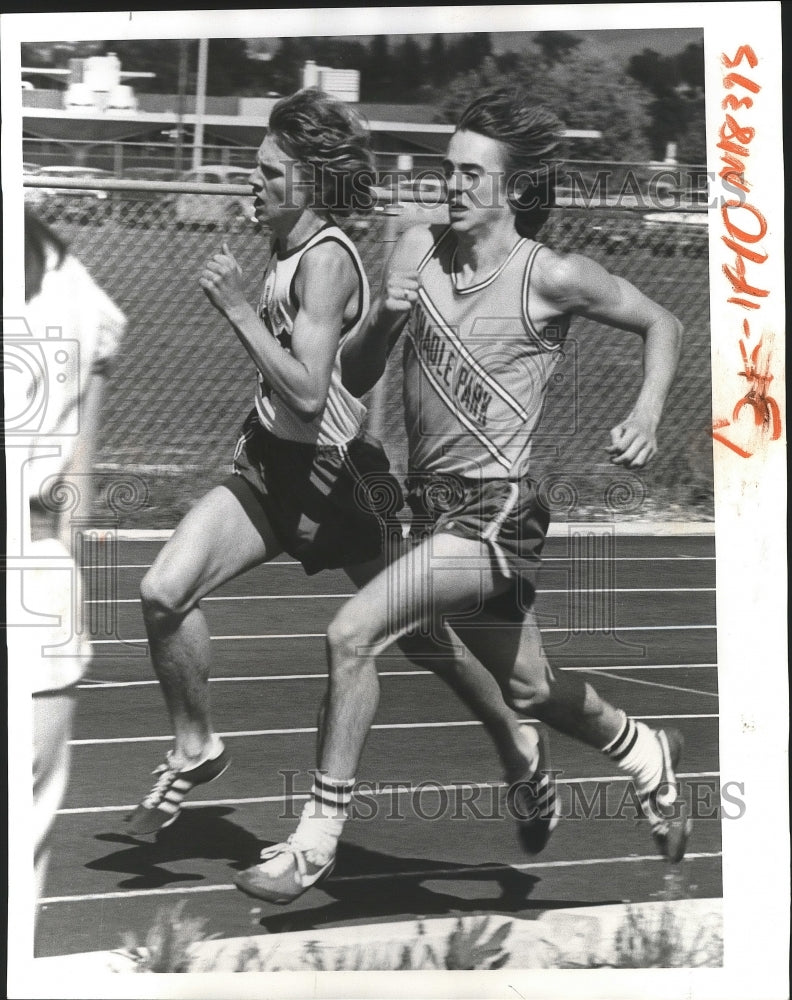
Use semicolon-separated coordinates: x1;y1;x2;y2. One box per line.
403;226;571;480
253;222;369;446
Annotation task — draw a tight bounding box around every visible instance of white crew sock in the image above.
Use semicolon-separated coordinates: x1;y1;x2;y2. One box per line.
291;772;355;862
602;713;662;794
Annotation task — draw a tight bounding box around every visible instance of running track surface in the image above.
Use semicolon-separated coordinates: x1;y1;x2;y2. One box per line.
37;533;721;958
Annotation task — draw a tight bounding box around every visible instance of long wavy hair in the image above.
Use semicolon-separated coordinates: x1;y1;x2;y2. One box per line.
457;89;566;237
267;88;375;217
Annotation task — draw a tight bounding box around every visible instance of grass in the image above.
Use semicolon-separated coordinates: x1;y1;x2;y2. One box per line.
115;891;721;972
118;900;220;973
116;907;513;972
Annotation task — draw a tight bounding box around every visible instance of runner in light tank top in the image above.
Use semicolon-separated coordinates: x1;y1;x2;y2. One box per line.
254;221;369;447
130;89;540;868
253;88;690;906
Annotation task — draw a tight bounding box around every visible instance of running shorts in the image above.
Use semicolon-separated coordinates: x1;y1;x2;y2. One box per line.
405;471;550;620
223;409;402;575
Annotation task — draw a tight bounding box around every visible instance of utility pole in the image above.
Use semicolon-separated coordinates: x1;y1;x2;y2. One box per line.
192;38;208;171
175;39;188;173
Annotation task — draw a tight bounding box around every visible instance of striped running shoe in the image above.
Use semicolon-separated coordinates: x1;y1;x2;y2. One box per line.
125;747;230;836
639;728;692;863
505;731;559;854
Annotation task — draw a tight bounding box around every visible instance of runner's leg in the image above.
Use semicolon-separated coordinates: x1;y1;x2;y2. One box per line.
452;609;624;748
341;556;538;775
233;531;519;901
139;484;283;767
321;532;516;781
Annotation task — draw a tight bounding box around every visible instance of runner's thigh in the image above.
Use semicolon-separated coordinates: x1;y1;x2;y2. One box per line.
144;484;283;610
334;531;509;649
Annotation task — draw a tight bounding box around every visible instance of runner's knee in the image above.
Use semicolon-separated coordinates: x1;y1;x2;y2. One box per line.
327;606;380;667
327;610;363;661
140;564;194;621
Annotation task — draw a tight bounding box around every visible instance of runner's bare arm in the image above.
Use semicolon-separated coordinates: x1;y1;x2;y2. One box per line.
200;241;357;420
537;251;683;468
341;225;432;398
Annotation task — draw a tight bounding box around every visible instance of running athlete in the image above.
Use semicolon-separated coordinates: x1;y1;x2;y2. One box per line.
127;89;540;836
235;89;690;904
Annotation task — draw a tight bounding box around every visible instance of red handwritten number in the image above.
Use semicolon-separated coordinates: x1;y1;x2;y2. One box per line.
733;339;782;439
713;330;783;455
722;45;758;69
722;72;761;94
723;256;769;303
721;200;768;244
721;94;754;112
713;44;780;455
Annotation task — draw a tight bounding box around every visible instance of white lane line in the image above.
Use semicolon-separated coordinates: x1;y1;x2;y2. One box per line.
56;771;721;816
69;713;719;746
110;562;302;570
575;669;718;699
86;594;356;604
542;556;714;562
102;556;716;572
79;669;410;688
90;634;324;645
89;623;717;646
333;851;724;885
85;587;716;605
77;662;719;689
38;851;723;904
563;663;717;672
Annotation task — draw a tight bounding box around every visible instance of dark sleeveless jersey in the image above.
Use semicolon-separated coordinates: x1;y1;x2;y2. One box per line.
403;226;571;479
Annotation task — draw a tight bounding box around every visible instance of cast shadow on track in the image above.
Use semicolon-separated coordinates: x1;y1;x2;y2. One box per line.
252;839;613;934
90;807;260;889
89;805;617;928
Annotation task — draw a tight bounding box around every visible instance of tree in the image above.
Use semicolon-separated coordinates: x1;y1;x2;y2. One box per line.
396;36;425;99
447;33;492;76
627;47;675;97
364;35;394;101
101;40;185;93
438;43;654;161
627;42;706;157
205;39;260;96
427;34;448;86
533;31;582;63
674;42;705;91
674;99;706;163
268;37;309;96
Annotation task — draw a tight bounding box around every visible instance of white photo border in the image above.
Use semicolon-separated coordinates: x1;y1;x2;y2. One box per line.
3;5;787;999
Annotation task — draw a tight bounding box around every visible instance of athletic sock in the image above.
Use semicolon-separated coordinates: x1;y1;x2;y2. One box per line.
292;772;355;862
602;712;662;794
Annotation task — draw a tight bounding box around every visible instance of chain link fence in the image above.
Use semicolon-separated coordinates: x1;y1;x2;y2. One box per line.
22;175;714;527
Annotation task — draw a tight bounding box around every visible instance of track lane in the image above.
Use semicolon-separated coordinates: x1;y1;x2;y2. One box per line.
38;535;723;959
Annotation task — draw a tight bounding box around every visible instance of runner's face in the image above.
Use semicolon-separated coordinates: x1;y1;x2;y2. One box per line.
443;130;511;234
249;134;311;226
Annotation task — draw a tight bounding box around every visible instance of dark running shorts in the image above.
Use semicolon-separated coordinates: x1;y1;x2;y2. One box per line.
223;410;403;575
405;472;551;620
